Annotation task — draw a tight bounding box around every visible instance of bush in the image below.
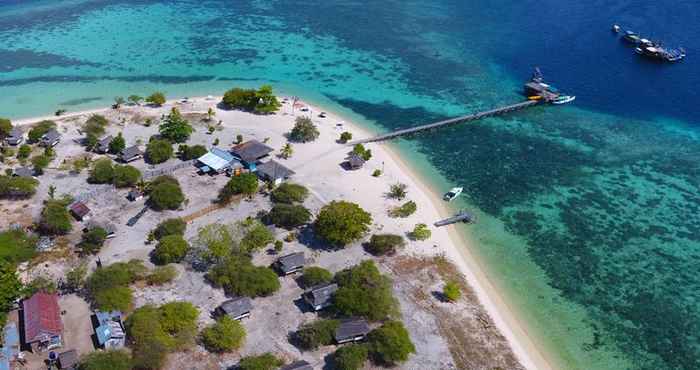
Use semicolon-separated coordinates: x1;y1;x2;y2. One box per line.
238;353;284;370
0;118;11;139
86;260;146;311
151;218;186;241
221;85;281;114
83;115;108;149
65;262;88;292
266;204;311;230
270;183;308;204
300;266;332;288
339;131;353;144
159;108;193;143
78;227;108;255
207;256;280;297
0;176;38;198
372;169;382;177
218;173;258;202
146;92;166;106
388;200;416;218
387;183;407;200
352;144;372;161
149;176;185;210
147;265;178;285
443;281;461;302
200;316;246;353
296;319;339;350
367;321;416;366
0;229;37;264
365;234;405;256
153;235;189;265
408;223;431;241
78;350;132;370
177;144;207;160
88;158;114;184
27;120;56;143
38;200;72;235
288;116;319;143
112;165;141;188
334;344;369;370
93;286;133;313
31;154;51;174
333;260;398;321
314;201;372;247
108;133;126;154
0;261;22;313
146;138;173;164
17;144;31;159
239;221;274;253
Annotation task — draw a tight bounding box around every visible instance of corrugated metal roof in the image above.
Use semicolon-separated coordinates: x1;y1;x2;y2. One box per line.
22;292;63;343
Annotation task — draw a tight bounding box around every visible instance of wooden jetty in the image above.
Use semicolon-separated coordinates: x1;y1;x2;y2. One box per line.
434;210;476;227
349;99;540;145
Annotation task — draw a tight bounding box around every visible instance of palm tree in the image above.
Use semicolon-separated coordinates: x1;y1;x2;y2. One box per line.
113;96;125;109
280;143;293;159
206;107;216;122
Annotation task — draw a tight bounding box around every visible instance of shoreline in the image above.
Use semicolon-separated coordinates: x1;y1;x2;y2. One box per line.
9;95;555;370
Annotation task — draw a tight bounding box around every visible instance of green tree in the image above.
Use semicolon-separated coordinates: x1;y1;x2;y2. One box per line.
253;85;281;114
152;235;189;265
151;218;186;241
352;143;372;161
0;176;38;199
0;229;37;264
86;260;146;311
112;165;141;188
149;176;185;210
146;92;166;106
239;221;274;253
0;118;12;139
93;286;133;312
218;173;258;203
38;200;72;235
238;353;284;370
222;88;256;110
78;227;108;255
78;349;132;370
367;321;416;366
387;183;407;200
270;183;308;204
113;97;125;108
300;266;332;288
266;204;311;230
27;120;56;143
128;95;143;105
17;144;31;159
388;200;417;218
88;158;115;184
334;344;369;370
408;223;431;241
207;256;280;297
339;131;353;144
333;260;399;321
177;144;207;160
0;261;23;313
146;265;178;285
280;143;293;159
443;281;461;302
206;107;216;122
159;107;193;143
109;133;126;154
365;234;405;256
31;154;51;175
314;201;372;247
295;319;339;350
288;116;320;143
200;316;246;353
65;262;88;292
145;138;173;164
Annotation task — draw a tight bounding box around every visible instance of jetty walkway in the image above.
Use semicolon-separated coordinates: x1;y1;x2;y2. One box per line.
349;99;539;145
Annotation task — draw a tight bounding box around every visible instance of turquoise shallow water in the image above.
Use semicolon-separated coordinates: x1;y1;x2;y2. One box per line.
2;1;700;369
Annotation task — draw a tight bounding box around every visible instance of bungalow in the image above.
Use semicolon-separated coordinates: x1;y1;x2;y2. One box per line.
40;128;61;147
274;252;305;275
231;140;274;170
12;166;34;178
215;297;253;320
127;189;144;202
95;135;113;154
119;145;142;163
334;318;370;344
94;311;126;349
256;160;295;185
196;147;241;175
346;153;365;170
22;292;63;352
280;360;313;370
5;127;23;146
69;201;91;222
57;349;78;369
303;282;338;311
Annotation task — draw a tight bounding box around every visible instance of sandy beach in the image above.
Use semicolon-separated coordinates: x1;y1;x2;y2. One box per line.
4;95;554;370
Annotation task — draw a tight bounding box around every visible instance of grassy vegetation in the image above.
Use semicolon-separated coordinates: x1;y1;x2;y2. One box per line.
0;229;37;264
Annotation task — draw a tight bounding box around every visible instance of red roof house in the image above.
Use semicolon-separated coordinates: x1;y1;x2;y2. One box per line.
22;292;63;352
69;201;91;221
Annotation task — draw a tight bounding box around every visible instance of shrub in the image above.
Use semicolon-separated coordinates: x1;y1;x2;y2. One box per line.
0;229;37;264
288;116;319;143
146;138;173;164
146;92;166;106
17;144;31;159
238;353;284;370
153;235;189;265
93;286;133;312
365;234;405;256
296;319;339;350
78;350;132;370
86;260;146;311
339;131;353;144
372;169;382;177
65;262;88;292
88;158;114;184
218;173;258;202
128;95;143;105
274;240;283;253
207;256;280;297
0;261;22;313
177;144;207;160
27;120;56;143
300;267;332;288
151;218;186;241
83;115;108;149
367;321;416;365
0;118;11;139
38;200;72;235
149;176;185;210
352;143;372;161
270;183;308;204
200;316;246;353
314;201;372;247
147;265;178;285
334;344;369;370
333;260;398;321
443;281;461;302
266;204;311;230
387;183;407;200
31;154;51;174
112;165;141;188
0;176;38;198
408;223;431;241
78;227;108;255
388;200;416;218
109;133;126;154
239;221;274;253
159;107;193;143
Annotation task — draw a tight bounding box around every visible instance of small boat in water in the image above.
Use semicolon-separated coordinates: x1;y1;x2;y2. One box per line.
552;95;576;105
612;24;621;33
443;187;463;202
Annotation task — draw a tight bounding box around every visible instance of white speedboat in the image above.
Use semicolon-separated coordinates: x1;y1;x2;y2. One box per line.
443;187;463;201
552;95;576;105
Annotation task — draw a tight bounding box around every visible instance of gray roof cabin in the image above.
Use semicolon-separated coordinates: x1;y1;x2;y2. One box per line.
119;145;142;163
303;283;338;311
5;127;24;145
334;318;370;344
13;166;34;178
231;140;274;164
95;135;113;153
256;160;295;184
275;252;305;275
40;128;61;147
57;349;78;369
347;153;365;170
279;360;313;370
215;297;253;320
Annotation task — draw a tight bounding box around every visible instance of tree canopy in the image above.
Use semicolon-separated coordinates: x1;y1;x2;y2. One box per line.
221;85;281;114
207;256;280;297
295;319;339;350
30;154;51;175
314;201;372;247
78;227;108;255
159;108;193;143
177;144;207;160
270;183;308;204
109;133;126;154
86;260;146;311
78;350;132;370
113;165;141;188
27;120;56;143
38;200;72;235
408;223;431;241
367;321;416;365
238;353;284;370
333;260;399;321
148;175;184;210
218;173;258;202
146;92;166;106
333;344;369;370
145;138;173;164
151;218;186;241
200;316;246;353
288;116;320;143
0;261;23;313
364;234;405;256
443;281;461;302
88;158;115;184
300;266;332;288
152;235;189;265
0;118;11;139
83;115;108;150
0;176;38;199
266;204;311;230
0;229;37;264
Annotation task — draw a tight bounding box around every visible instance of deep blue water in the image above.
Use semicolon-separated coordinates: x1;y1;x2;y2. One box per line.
1;1;699;369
